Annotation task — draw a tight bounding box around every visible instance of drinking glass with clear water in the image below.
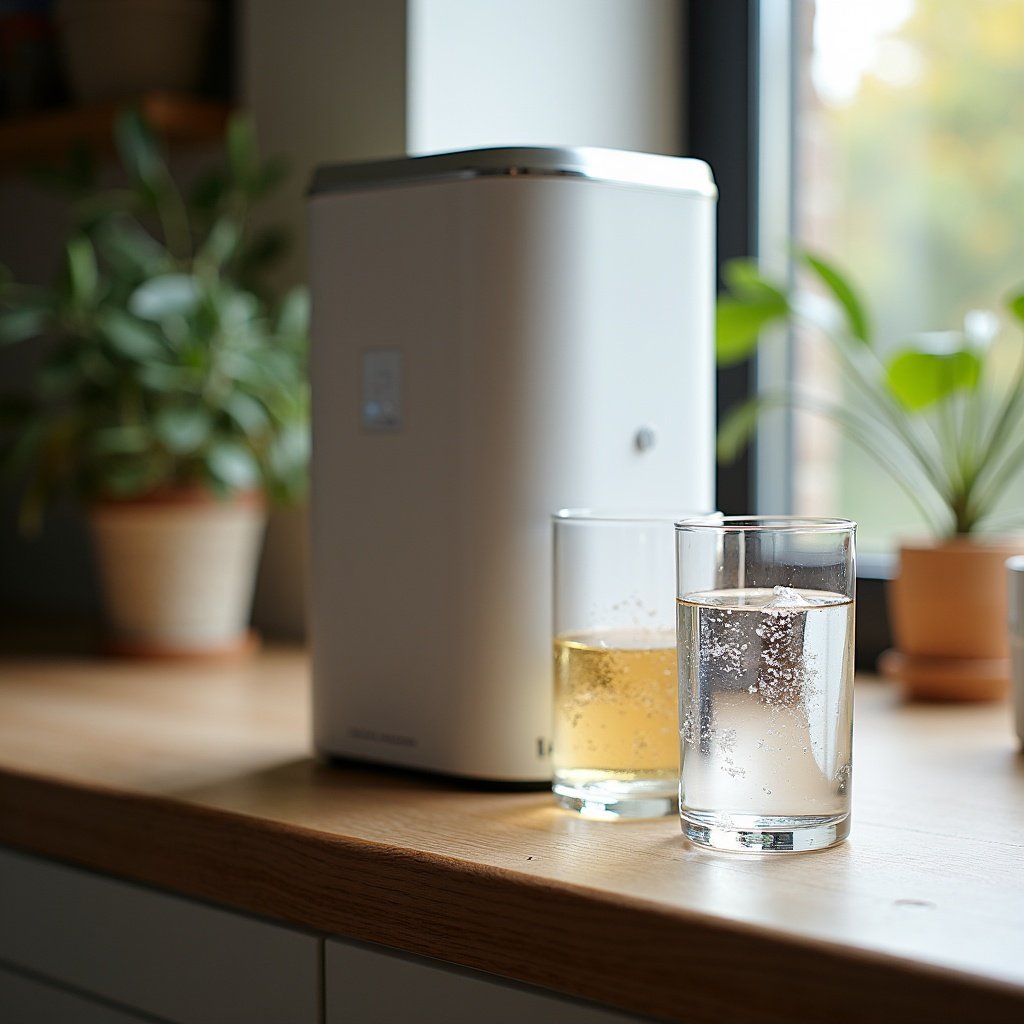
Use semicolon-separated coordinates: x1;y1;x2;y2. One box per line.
675;516;856;852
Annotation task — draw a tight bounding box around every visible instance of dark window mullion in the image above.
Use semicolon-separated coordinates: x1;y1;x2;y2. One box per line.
684;0;759;516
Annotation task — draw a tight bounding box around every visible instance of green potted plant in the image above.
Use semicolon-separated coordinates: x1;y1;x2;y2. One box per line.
717;253;1024;700
0;110;309;657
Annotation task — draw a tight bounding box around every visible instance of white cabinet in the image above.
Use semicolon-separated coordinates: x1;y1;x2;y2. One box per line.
325;938;650;1024
0;846;655;1024
0;847;320;1024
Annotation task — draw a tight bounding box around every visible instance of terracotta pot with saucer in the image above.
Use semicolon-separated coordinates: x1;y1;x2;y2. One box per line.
880;537;1024;700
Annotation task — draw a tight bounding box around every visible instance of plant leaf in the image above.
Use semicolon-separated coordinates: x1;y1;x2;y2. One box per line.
129;274;201;321
218;289;260;332
716;395;766;462
96;308;168;361
716;296;788;366
137;362;200;392
276;286;310;337
154;406;212;454
196;216;241;271
227;116;259;188
0;307;49;345
799;252;871;345
91;216;170;277
89;424;153;456
62;235;99;309
885;348;982;411
225;392;269;437
99;461;161;499
266;421;309;500
723;259;787;304
114;109;167;193
207;439;261;491
1008;291;1024;324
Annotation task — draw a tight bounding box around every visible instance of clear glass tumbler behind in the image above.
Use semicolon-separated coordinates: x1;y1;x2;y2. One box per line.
552;510;685;820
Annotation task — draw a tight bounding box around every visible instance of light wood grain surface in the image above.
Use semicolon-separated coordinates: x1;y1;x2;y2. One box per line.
0;649;1021;1024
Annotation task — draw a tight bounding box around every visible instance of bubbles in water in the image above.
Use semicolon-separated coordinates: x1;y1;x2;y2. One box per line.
834;762;852;795
704;640;742;676
681;715;695;744
764;585;811;609
678;587;853;823
763;585;835;612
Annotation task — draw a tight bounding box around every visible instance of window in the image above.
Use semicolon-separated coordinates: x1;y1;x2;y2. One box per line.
690;1;1024;663
769;0;1024;549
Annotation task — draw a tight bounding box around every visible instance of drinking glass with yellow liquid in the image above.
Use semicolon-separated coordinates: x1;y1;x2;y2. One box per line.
551;510;695;819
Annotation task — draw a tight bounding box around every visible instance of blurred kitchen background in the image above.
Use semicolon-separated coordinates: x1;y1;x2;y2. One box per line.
0;0;685;644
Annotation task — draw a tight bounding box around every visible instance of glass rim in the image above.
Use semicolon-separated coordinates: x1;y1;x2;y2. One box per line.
675;514;857;534
554;507;714;524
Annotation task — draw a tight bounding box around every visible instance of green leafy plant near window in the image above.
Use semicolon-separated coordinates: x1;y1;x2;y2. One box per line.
0;110;309;530
716;253;1024;537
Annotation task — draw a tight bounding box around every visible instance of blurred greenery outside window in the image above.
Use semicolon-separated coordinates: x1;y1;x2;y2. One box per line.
759;0;1024;554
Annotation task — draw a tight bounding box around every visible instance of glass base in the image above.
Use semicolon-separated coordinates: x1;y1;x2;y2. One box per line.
553;779;677;820
681;810;850;853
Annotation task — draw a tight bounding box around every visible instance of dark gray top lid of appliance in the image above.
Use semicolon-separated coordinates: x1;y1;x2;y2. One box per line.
309;146;717;198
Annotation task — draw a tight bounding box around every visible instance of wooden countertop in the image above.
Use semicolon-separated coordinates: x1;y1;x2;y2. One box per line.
0;649;1021;1024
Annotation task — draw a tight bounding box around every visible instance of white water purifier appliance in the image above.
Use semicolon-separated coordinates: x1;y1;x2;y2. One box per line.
308;146;716;781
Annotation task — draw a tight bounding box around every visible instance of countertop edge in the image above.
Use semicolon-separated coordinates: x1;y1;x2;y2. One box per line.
1;765;1021;1024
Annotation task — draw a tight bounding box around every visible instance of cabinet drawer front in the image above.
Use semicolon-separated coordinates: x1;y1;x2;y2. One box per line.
0;847;319;1024
0;963;157;1024
325;938;654;1023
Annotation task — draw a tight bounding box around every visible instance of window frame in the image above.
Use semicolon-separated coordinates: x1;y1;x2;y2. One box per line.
685;0;890;669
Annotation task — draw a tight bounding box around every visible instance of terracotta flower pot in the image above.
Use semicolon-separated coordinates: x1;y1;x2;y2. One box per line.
880;537;1024;701
89;488;266;658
